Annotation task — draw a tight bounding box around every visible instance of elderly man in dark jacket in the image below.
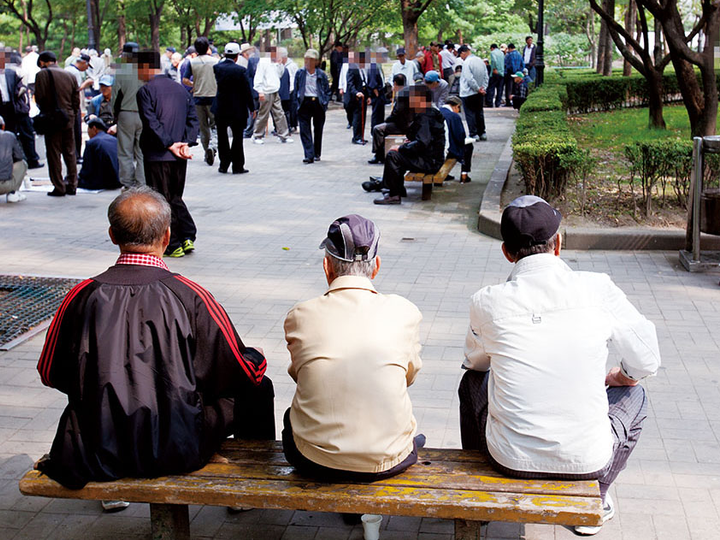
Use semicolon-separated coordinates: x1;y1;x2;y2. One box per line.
213;42;254;174
368;74;410;165
295;49;330;164
0;114;27;203
366;85;445;205
36;187;275;491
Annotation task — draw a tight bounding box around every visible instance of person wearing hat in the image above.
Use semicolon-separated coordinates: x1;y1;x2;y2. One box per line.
391;47;418;86
459;195;661;536
440;95;473;183
66;52;93;161
111;42;146;189
423;70;448;108
35;50;79;196
78;116;120;190
294;48;330;164
238;43;260;138
161;46;176;75
212;42;253;174
87;75;115;128
457;44;488;141
283;214;424;481
0;113;28;203
509;70;529;110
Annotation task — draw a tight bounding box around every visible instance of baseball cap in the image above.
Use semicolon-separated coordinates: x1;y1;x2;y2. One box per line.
513;71;524;78
99;75;114;86
37;51;57;66
396;47;406;56
319;215;380;262
240;43;253;54
412;71;425;82
122;42;139;54
424;70;440;83
224;42;240;55
501;196;562;252
166;46;176;53
78;53;91;63
304;48;319;60
85;115;108;131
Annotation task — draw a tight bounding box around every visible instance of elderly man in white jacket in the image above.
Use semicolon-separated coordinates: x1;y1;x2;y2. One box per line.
252;47;293;144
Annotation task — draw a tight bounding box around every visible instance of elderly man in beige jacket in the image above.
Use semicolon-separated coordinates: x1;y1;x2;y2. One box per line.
283;214;424;482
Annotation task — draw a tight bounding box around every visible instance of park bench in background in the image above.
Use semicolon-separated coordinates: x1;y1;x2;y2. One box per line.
405;158;457;200
19;440;602;540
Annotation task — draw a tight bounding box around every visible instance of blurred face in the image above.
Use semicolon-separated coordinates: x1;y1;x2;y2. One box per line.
138;63;158;81
100;85;111;99
397;53;405;63
526;37;533;46
77;60;89;71
270;47;278;62
304;56;316;70
425;80;438;89
0;52;7;69
450;103;461;113
88;125;99;138
460;50;470;60
409;94;428;112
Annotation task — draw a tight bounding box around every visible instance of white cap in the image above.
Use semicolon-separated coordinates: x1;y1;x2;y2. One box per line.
224;42;241;55
240;43;253;54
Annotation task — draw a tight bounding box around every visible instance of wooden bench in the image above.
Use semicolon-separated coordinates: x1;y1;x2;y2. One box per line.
19;440;602;540
405;158;457;201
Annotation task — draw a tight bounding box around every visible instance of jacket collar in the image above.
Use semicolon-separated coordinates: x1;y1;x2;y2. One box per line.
507;253;572;281
325;275;377;295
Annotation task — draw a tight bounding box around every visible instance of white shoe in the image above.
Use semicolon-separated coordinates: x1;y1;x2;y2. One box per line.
101;500;130;512
6;191;26;203
281;137;294;143
253;138;264;145
575;494;615;535
23;176;31;190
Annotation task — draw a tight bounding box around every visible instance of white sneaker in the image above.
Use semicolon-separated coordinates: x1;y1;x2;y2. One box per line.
281;137;294;143
575;493;615;536
253;138;264;145
101;500;130;512
6;191;26;203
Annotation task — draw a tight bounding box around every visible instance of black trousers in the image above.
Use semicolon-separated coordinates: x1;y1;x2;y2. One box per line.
462;94;485;138
144;159;196;251
45;125;77;192
458;369;648;501
217;118;246;173
350;96;368;142
512;96;527;110
504;74;514;106
449;144;473;173
74;112;82;160
382;150;438;197
281;91;298;130
485;74;504;107
371;121;401;161
298;97;325;160
370;94;385;130
282;408;419;482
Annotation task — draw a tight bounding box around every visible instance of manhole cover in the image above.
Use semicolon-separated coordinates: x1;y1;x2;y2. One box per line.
0;275;83;349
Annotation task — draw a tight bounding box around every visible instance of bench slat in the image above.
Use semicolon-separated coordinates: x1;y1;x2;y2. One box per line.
20;470;602;526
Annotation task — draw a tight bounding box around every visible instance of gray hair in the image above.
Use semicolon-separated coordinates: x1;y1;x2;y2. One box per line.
0;115;5;128
509;233;558;261
327;254;376;279
108;187;171;247
278;47;289;59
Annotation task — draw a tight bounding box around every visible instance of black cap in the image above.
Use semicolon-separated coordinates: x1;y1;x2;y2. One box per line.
122;42;139;54
85;115;108;131
319;214;380;262
500;196;562;252
37;51;56;66
79;53;91;63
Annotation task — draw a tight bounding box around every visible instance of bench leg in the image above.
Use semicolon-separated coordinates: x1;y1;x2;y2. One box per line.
454;519;487;540
150;503;190;540
421;182;432;201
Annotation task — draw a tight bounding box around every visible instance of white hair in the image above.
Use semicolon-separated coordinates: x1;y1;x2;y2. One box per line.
278;47;289;59
326;254;376;279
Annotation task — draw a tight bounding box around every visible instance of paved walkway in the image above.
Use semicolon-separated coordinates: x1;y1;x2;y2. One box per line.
0;106;719;539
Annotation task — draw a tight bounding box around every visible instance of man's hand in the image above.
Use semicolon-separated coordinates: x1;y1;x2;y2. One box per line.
356;92;364;99
605;366;638;387
493;68;498;75
479;88;486;95
169;142;192;160
107;125;117;136
258;93;265;102
390;145;400;152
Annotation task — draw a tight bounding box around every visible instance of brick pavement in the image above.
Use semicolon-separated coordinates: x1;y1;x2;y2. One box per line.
1;105;719;539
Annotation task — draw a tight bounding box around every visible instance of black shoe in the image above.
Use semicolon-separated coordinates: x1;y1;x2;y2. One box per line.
369;176;383;183
446;174;455;181
47;189;65;197
368;157;384;165
352;139;367;145
28;162;44;169
218;167;228;173
461;174;472;183
374;194;401;205
362;180;383;192
66;187;76;195
233;168;249;174
205;148;215;166
342;513;362;525
303;158;314;164
346;124;352;129
314;156;321;161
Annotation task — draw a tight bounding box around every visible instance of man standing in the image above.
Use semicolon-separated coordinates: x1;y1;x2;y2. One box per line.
136;50;199;258
0;114;28;203
240;44;260;138
424;70;448;108
366;52;386;130
523;36;537;82
345;52;370;145
459;195;660;536
278;48;299;134
78;116;120;190
161;46;175;75
458;45;488;141
184;37;218;166
329;41;344;101
65;53;93;160
213;42;253;174
36;187;275;490
504;44;524;107
283;214;423;481
252;47;293;144
112;42;145;189
295;49;330;164
367;74;409;165
21;46;40;95
440;41;456;81
391;47;417;84
35;50;79;197
485;44;505;108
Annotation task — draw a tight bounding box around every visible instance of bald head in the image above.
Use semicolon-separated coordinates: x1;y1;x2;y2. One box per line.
108;187;171;250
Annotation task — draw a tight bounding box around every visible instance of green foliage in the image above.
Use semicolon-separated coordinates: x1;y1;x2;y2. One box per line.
544;33;592;67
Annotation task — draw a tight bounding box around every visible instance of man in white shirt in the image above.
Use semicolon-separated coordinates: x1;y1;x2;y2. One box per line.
252;46;292;144
522;36;537;82
439;42;456;81
458;45;488;141
459;195;661;536
391;47;417;83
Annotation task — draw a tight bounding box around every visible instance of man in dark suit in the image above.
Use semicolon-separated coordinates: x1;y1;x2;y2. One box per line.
329;41;343;101
366;53;386;130
344;51;370;145
367;74;409;165
35;50;79;197
0;49;42;169
136;50;200;258
213;43;253;174
295;49;330;164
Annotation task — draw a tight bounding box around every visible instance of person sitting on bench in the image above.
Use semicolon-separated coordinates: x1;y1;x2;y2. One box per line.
367;73;410;165
364;85;445;205
36;188;275;497
440;96;473;184
283;214;424;481
459;196;661;536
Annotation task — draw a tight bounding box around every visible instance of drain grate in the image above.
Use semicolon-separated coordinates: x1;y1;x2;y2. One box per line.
0;275;83;349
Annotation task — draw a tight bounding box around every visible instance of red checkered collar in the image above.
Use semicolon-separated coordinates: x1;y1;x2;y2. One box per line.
115;253;169;271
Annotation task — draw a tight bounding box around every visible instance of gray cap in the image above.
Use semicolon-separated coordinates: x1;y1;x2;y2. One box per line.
319;214;380;262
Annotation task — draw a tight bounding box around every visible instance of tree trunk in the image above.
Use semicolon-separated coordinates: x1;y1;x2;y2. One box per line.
596;13;609;73
647;69;666;129
118;0;126;51
402;15;419;56
601;0;614;75
623;0;636;76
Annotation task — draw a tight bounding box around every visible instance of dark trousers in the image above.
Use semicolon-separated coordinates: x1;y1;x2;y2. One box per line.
243;99;259;138
382;149;437;197
485;74;504;107
371;121;401;161
458;369;648;501
298;97;325;160
370;95;385;130
350;96;368;142
45;126;77;193
512;96;527;110
449;144;473;173
217;118;246;173
330;71;340;100
281;91;298;130
504;74;514;106
282;408;418;482
144;159;196;251
462;94;485;138
74;112;82;160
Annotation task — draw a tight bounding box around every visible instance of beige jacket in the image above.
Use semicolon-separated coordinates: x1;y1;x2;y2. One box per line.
284;275;422;473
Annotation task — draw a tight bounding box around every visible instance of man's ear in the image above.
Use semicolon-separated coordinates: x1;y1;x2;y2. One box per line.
161;227;171;249
322;256;333;284
108;227;118;245
554;232;562;256
371;256;381;279
501;243;517;263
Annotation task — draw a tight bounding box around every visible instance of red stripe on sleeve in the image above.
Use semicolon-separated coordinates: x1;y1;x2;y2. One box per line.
37;279;94;387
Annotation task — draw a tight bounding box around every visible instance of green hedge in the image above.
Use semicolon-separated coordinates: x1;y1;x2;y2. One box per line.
512;86;579;200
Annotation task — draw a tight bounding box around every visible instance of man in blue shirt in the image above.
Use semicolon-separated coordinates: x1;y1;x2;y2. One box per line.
504;44;524;107
78;116;120;190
